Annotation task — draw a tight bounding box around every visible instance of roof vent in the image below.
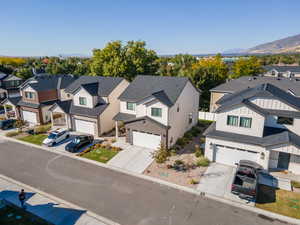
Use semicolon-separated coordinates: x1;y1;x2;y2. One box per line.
277;78;281;81
253;77;257;80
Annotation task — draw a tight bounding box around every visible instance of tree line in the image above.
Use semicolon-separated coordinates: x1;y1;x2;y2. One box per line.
2;40;298;110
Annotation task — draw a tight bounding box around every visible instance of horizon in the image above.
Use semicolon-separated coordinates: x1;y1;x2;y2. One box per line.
1;0;300;56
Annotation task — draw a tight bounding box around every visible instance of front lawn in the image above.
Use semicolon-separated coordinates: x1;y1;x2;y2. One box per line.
256;184;300;219
0;200;52;225
81;147;119;163
18;134;47;146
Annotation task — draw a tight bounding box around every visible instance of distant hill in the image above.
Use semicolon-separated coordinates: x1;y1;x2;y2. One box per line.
246;34;300;54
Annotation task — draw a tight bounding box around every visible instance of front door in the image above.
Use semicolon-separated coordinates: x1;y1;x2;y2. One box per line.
277;152;290;169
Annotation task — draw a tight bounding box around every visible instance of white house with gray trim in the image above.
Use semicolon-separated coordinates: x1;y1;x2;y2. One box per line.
49;76;129;137
113;75;200;150
264;65;300;78
205;83;300;174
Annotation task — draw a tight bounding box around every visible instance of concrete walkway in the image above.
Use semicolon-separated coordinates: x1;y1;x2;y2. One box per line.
108;139;155;173
197;163;254;206
0;175;117;225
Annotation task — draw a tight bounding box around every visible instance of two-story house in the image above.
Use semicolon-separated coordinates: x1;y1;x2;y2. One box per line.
15;74;77;125
113;75;200;150
263;65;300;78
49;76;129;137
204;83;300;174
0;74;23;101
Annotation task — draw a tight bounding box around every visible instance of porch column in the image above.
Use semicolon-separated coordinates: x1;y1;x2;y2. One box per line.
50;112;54;127
115;121;119;138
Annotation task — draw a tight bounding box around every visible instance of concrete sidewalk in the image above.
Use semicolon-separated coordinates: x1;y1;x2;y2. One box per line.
0;175;118;225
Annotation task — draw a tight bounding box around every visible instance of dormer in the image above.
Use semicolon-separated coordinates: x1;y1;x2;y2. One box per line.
21;85;38;103
73;86;96;108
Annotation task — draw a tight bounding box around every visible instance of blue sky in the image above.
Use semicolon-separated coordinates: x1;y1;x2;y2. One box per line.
1;0;300;56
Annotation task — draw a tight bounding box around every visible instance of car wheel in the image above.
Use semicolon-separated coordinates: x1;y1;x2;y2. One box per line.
66;135;70;139
52;142;56;146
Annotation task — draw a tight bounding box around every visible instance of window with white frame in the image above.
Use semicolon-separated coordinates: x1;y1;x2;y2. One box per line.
126;102;136;111
227;115;238;126
239;117;252;128
151;107;162;117
79;97;87;106
25;91;35;99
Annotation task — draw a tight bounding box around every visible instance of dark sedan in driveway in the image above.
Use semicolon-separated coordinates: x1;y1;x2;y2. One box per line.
65;135;94;153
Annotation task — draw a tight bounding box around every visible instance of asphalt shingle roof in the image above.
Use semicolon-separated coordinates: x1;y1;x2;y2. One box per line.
1;96;21;106
211;76;300;97
69;102;108;117
118;75;192;106
113;112;136;121
65;76;124;97
49;100;72;114
264;65;300;73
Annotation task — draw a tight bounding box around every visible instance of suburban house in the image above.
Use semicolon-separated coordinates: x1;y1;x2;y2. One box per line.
204;83;300;174
209;76;300;112
263;65;300;78
0;73;23;101
15;74;77;125
113;75;200;150
49;76;129;137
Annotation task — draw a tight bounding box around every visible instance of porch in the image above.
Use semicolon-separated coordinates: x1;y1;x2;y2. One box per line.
51;112;69;128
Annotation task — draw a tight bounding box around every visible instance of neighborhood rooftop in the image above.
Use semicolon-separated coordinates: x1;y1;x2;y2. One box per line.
118;75;191;106
210;76;300;96
264;65;300;73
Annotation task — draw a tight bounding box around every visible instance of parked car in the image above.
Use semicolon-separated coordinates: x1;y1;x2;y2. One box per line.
65;135;94;153
0;119;16;130
42;129;70;147
231;160;263;201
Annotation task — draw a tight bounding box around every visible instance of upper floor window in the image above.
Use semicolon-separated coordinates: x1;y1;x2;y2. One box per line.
151;107;162;117
227;115;238;126
126;102;136;111
79;97;87;106
277;116;293;125
240;117;252;128
25;91;35;100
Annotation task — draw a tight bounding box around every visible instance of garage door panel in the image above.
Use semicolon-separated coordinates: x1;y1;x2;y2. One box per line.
22;110;37;124
215;146;258;166
132;131;161;149
74;119;96;135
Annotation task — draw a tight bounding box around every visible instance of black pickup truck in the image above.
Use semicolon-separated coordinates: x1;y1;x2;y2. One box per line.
231;160;263;201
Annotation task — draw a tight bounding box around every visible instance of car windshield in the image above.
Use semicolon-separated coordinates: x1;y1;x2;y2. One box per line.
48;133;57;139
72;138;80;144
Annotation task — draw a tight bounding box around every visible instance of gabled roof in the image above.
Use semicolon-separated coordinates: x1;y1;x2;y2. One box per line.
113;112;136;121
119;75;196;107
264;65;300;73
69;102;108;117
3;74;23;81
215;83;300;113
65;76;124;97
210;76;300;97
21;74;77;92
124;115;171;129
49;100;72;114
0;73;8;80
1;96;21;106
204;123;300;149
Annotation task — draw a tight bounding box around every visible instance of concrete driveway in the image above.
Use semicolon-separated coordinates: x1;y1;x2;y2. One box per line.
197;163;254;206
108;139;155;173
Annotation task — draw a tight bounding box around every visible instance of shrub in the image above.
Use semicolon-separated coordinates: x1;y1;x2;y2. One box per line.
184;131;193;140
170;148;177;156
151;143;170;164
190;127;200;137
111;138;116;143
15;119;27;131
176;137;189;147
196;157;210;167
34;124;51;134
189;179;199;185
199;137;206;144
5;131;20;137
174;159;184;166
194;145;202;158
292;181;300;189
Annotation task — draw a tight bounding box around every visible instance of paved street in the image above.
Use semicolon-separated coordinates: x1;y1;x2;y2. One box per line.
0;139;290;225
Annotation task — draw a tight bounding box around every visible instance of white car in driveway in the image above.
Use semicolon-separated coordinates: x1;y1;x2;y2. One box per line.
43;129;70;147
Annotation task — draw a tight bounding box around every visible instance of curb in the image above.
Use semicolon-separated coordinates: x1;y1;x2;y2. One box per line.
2;136;300;225
0;174;120;225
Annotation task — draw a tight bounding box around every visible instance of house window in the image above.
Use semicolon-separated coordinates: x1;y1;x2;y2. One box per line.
240;117;252;128
277;116;293;125
227;115;238;126
25;91;35;99
126;102;136;111
188;113;193;124
79;97;87;105
151;108;162;117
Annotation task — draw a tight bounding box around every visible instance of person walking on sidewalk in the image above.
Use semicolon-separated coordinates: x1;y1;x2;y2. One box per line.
18;189;26;209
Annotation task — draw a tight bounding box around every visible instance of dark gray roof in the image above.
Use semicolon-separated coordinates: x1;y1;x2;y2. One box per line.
3;74;23;81
21;74;77;92
204;123;300;148
49;100;72;114
69;103;108;117
124;115;171;129
264;65;300;73
119;75;194;107
216;83;300;113
65;76;124;97
1;96;21;106
0;73;8;80
113;112;136;121
211;76;300;97
18;99;58;109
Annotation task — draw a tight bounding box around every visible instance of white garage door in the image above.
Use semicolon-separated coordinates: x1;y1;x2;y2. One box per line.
132;131;161;150
74;119;96;135
215;145;258;166
22;110;38;124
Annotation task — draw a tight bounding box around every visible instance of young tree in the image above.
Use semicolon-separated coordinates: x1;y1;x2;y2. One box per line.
231;56;263;79
151;143;170;164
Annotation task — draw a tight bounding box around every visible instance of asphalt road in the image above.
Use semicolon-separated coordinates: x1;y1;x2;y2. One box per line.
0;139;291;225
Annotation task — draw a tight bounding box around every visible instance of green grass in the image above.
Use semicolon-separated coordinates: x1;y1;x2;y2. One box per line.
18;134;47;146
292;181;300;189
81;148;119;163
0;201;52;225
256;185;300;219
